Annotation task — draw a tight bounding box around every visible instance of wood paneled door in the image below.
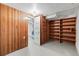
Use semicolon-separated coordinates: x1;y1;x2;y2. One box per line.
40;16;48;45
0;3;28;56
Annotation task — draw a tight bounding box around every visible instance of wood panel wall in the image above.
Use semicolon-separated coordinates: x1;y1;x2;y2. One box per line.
0;3;28;56
49;17;76;43
49;20;60;40
60;17;76;43
40;16;48;45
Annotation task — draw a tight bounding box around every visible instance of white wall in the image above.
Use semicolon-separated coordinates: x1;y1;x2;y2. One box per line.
47;7;78;20
28;16;40;45
28;18;34;41
34;16;40;45
56;7;77;18
76;9;79;54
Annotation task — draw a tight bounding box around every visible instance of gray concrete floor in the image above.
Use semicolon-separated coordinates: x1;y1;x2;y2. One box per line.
7;39;78;56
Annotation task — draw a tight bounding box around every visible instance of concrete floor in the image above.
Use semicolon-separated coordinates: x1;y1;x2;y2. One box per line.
7;39;78;56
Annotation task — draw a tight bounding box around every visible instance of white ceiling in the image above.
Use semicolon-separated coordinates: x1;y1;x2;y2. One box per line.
5;3;79;16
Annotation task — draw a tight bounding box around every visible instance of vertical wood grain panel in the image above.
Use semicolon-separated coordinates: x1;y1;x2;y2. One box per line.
0;3;28;56
8;7;11;53
40;16;48;45
16;10;20;49
0;4;1;55
19;11;22;49
8;7;13;52
20;13;25;48
0;4;8;55
18;10;20;49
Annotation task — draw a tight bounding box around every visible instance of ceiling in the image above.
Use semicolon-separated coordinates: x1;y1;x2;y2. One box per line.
5;3;79;16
